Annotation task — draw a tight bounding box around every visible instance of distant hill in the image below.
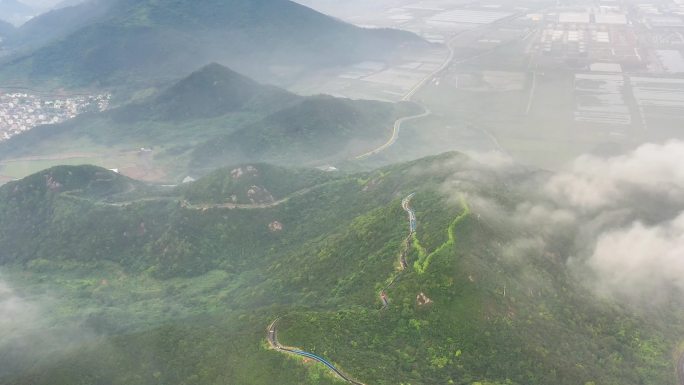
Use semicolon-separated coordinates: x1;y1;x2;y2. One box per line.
0;0;426;87
6;0;113;51
194;95;410;166
121;63;298;122
0;155;680;385
2;164;134;200
0;63;419;180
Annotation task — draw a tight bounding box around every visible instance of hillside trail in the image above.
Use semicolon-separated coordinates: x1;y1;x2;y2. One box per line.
266;193;418;384
379;193;416;309
61;183;330;210
265;192;474;384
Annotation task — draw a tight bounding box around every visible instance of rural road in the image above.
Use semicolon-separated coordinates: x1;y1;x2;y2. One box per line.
354;37;452;160
354;10;531;160
86;184;326;210
267;319;365;385
355;108;430;160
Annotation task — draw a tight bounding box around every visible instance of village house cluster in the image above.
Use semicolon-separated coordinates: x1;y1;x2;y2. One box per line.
0;92;111;141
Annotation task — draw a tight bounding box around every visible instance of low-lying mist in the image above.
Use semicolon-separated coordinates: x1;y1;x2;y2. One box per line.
0;274;94;379
435;141;684;307
0;278;41;347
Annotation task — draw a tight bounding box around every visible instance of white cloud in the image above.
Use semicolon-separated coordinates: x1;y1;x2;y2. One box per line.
433;144;684;304
514;201;576;228
546;140;684;211
460;143;684;303
541;141;684;301
588;212;684;301
464;150;515;171
0;279;42;345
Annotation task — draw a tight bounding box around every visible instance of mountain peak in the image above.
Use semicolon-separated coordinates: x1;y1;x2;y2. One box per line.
0;0;426;86
173;62;258;91
149;63;296;120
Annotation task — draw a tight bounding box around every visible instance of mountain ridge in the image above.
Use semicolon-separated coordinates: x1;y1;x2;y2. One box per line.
0;155;679;385
0;0;427;87
5;0;113;50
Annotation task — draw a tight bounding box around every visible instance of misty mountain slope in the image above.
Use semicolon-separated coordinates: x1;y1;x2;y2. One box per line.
113;62;300;122
0;19;14;36
0;0;426;87
192;94;413;167
0;153;681;385
0;63;417;180
5;0;114;51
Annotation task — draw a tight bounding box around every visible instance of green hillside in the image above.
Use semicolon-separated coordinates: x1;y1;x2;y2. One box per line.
0;0;425;87
0;155;681;385
0;63;417;181
2;164;135;198
179;163;333;204
193;95;413;167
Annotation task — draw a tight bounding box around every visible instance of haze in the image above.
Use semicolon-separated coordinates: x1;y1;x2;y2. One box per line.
1;1;684;384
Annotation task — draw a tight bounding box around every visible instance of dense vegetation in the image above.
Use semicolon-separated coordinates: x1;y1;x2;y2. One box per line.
0;0;425;87
179;163;333;204
1;154;682;385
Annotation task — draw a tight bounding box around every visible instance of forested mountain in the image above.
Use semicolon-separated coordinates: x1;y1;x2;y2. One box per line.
0;63;417;179
0;0;426;87
1;1;679;384
0;154;680;385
